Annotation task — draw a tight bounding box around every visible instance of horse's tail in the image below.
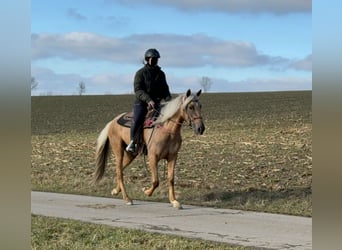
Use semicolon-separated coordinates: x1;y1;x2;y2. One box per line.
94;121;111;183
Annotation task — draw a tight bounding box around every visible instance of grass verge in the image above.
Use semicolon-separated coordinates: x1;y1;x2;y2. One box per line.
31;215;248;250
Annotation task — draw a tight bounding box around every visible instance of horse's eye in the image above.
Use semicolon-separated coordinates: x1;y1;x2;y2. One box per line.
189;106;194;110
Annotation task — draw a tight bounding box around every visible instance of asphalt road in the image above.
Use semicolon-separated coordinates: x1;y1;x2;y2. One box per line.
31;191;312;249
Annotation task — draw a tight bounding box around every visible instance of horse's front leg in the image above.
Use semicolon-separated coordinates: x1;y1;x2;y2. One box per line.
167;155;182;209
143;156;159;196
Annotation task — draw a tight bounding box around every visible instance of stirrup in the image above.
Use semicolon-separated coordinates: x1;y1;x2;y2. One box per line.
126;141;136;153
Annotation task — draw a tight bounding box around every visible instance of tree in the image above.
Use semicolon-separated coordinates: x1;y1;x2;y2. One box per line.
78;81;86;95
31;77;38;90
200;76;213;93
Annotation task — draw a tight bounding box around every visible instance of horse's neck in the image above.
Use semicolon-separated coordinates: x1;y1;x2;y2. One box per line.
162;110;184;133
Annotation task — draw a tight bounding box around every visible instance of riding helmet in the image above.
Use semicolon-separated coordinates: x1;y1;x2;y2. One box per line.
144;48;160;59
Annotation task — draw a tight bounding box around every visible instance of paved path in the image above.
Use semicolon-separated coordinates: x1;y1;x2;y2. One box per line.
31;191;311;249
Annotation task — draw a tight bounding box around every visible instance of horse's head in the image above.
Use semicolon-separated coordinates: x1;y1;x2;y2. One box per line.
183;89;205;135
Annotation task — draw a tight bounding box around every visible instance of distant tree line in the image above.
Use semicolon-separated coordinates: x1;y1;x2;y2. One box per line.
31;76;213;95
31;77;87;96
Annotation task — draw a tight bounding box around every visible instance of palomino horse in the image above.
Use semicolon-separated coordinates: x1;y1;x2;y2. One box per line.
94;89;205;209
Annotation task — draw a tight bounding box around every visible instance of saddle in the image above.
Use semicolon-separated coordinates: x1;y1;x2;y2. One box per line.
117;109;159;128
117;109;159;155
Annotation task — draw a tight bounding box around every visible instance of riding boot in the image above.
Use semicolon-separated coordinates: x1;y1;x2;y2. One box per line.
125;140;136;153
126;102;147;153
126;122;137;153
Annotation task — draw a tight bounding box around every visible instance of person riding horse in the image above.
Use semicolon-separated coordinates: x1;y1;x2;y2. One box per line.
95;89;204;208
126;48;172;153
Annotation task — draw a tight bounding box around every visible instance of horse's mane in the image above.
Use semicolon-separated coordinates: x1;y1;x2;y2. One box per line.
155;92;198;124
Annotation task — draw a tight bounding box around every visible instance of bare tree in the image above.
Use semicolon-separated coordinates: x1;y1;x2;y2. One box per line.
78;81;86;95
31;77;38;90
200;76;213;93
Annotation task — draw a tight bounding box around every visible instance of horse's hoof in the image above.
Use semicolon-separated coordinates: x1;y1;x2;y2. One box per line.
125;200;133;206
142;187;151;196
171;200;182;209
111;189;119;196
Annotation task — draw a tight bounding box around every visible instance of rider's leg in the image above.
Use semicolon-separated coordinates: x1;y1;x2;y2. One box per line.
126;102;147;152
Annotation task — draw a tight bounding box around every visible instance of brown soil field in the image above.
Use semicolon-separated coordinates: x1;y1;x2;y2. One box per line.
31;91;312;216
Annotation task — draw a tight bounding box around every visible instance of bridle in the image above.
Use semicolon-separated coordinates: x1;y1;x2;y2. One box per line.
183;99;203;128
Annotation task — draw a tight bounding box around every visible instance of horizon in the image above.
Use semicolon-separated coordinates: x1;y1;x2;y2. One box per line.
31;89;312;97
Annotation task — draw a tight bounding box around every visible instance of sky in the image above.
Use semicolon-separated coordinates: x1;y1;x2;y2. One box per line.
31;0;312;95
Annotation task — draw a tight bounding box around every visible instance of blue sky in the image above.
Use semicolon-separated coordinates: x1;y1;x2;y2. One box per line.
31;0;312;95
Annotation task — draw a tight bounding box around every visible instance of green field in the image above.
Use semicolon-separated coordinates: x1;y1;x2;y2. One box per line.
31;91;312;216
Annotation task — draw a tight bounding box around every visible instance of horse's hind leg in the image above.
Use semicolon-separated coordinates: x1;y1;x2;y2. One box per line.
111;151;135;196
112;143;135;205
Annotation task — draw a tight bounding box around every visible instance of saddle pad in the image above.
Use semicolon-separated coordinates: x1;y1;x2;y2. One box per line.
117;111;155;128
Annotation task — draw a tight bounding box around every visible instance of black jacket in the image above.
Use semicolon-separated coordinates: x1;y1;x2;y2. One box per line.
134;64;171;104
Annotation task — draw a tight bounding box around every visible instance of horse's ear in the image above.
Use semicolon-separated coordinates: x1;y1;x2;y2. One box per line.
196;89;202;97
186;89;191;97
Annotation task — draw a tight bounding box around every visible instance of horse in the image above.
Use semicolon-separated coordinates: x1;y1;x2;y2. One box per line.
94;89;205;209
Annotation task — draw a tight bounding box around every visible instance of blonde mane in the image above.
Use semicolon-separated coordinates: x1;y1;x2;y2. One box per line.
155;92;198;124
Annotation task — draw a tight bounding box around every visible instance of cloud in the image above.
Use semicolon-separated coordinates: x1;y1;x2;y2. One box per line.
166;74;312;93
290;54;312;71
32;32;293;69
32;32;137;62
31;66;312;95
31;66;135;95
66;8;87;21
31;66;190;95
115;0;311;14
209;76;312;92
31;67;83;95
98;15;130;28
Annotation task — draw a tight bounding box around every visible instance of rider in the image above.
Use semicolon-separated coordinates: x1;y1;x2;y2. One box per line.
126;48;172;153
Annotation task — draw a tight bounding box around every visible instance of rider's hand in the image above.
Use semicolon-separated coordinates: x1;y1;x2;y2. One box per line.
148;100;155;110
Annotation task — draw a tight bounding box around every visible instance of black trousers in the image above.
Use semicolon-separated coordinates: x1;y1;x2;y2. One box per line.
130;102;148;141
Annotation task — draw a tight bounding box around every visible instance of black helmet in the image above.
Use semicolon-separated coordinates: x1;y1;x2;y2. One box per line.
144;48;160;58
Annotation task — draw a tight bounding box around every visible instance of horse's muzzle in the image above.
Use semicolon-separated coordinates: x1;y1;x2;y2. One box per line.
193;122;205;135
